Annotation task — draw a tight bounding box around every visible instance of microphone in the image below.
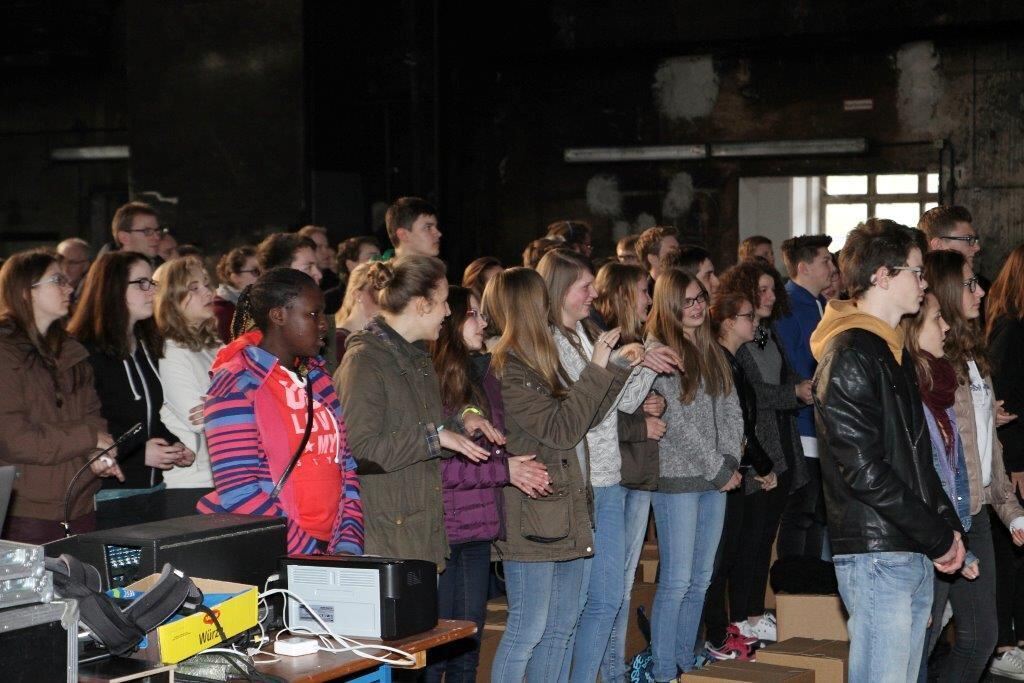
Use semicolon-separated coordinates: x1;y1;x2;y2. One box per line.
61;422;144;536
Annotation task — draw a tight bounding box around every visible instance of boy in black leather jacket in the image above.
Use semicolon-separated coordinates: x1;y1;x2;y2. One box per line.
809;219;964;682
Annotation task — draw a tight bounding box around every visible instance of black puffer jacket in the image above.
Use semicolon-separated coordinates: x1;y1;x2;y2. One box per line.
813;328;961;559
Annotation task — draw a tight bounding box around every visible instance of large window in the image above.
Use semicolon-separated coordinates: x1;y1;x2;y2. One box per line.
821;173;939;250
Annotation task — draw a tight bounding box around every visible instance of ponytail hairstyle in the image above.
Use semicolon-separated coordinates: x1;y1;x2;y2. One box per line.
536;248;600;358
489;267;567;398
229;267;318;340
647;269;732;403
68;251;162;361
335;262;376;326
0;249;82;404
594;262;649;345
429;286;482;411
366;255;447;314
923;249;989;383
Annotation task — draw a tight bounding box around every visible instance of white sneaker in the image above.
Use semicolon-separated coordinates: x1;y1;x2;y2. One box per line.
990;649;1024;681
747;613;777;642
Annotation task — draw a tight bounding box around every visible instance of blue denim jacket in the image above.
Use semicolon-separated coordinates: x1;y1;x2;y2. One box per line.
922;403;978;566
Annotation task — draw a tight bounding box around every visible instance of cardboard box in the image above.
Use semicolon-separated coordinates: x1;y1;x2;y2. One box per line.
758;638;850;683
775;593;849;641
680;660;813;682
125;575;258;664
639;542;659;583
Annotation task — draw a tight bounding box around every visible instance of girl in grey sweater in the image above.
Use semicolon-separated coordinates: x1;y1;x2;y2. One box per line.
645;269;742;681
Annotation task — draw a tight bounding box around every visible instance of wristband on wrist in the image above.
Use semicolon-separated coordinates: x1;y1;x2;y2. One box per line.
461;406;484;419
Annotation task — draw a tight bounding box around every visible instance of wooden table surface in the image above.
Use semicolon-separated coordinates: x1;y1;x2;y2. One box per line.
255;619;477;683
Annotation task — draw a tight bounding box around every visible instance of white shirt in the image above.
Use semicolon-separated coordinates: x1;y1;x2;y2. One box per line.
552;323;656;487
968;360;993;488
159;340;221;488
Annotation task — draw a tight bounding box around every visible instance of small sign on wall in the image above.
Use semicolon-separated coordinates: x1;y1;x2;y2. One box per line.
843;98;874;111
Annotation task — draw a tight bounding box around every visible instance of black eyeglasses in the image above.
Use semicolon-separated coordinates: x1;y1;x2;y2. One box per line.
126;227;167;238
128;278;158;291
31;273;71;289
891;266;925;282
682;293;708;309
734;311;756;321
941;234;980;247
963;275;980;293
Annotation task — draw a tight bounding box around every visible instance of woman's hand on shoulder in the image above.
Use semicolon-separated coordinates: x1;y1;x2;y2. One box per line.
439;429;489;463
463;413;507;445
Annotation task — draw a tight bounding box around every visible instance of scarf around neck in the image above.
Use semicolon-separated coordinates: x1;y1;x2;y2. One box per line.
919;350;958;470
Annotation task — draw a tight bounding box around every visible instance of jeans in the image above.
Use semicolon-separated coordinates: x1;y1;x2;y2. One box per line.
571;484;627;683
649;489;726;681
424;540;491;683
834;551;933;683
491;557;587;683
920;507;997;683
602;489;652;682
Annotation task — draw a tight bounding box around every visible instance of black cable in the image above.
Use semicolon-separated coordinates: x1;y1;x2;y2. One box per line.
61;422;143;536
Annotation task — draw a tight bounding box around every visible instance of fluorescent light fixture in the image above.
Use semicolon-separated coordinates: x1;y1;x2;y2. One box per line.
710;138;867;158
50;145;130;161
564;145;707;163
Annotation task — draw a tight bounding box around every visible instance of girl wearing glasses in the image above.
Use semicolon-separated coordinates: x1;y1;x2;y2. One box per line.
0;250;122;543
68;252;196;528
920;249;1024;680
424;285;550;683
645;269;742;681
708;261;809;651
153;256;223;518
213;246;259;343
703;290;776;661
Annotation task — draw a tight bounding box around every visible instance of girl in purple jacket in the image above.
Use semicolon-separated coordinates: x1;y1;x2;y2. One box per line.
424;286;551;683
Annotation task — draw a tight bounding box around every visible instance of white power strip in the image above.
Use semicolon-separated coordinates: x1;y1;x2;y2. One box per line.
273;637;320;657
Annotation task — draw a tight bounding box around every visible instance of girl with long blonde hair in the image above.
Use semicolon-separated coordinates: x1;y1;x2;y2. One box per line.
488;266;630;683
536;250;679;683
153;256;223;516
645;268;743;681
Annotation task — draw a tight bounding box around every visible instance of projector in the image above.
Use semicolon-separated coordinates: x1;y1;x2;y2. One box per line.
280;555;437;640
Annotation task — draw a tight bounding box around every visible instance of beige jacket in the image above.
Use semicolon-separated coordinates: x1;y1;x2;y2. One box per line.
954;374;1024;528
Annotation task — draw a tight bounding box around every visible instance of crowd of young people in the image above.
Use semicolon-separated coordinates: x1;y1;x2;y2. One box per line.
2;196;1024;682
